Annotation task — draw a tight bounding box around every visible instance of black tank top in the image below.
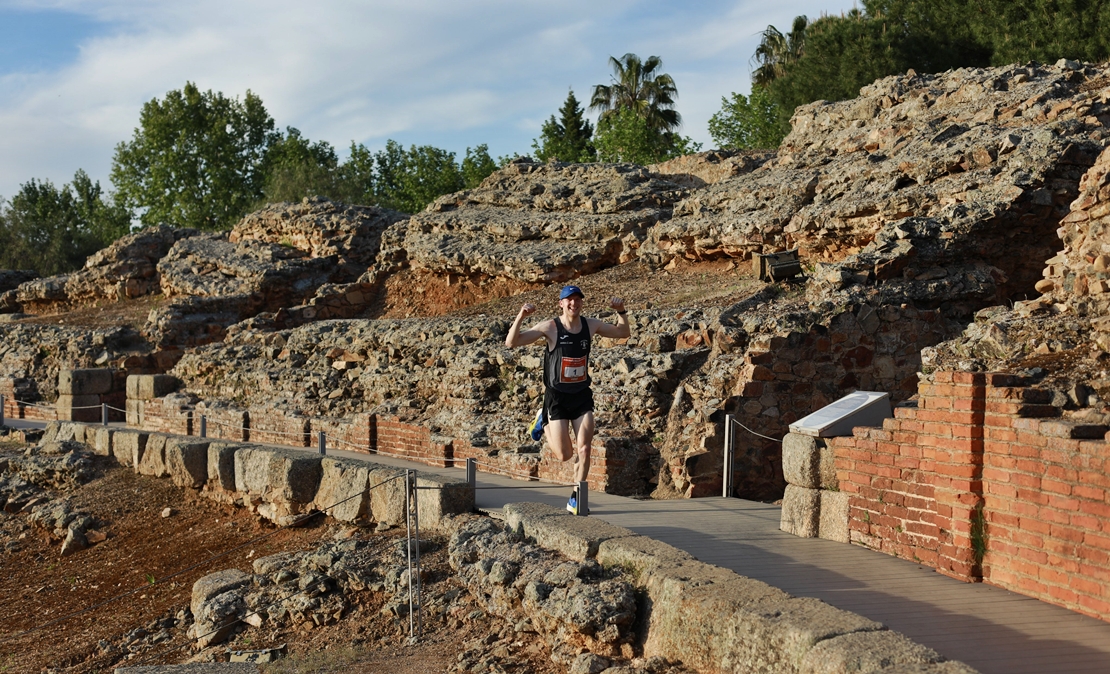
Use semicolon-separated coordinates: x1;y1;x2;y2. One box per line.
544;317;592;393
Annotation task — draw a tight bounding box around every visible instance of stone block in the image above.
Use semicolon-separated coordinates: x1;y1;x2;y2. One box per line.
781;484;821;538
207;442;241;491
112;429;149;468
782;433;836;490
415;472;474;530
165;438;211;489
233;446;272;496
368;467;407;525
265;448;322;505
819;491;850;544
53;421;81;443
126;399;144;427
597;535;695;579
127;374;179;401
315;457;371;522
503;502;634;561
57;394;102;423
798;630;942;674
137;433;169;477
91;426;113;458
58;369;114;396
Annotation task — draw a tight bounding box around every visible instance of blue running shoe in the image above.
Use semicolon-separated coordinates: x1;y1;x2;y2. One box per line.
566;493;578;515
528;407;546;441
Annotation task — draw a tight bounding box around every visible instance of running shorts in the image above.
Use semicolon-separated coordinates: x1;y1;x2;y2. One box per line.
544;387;594;422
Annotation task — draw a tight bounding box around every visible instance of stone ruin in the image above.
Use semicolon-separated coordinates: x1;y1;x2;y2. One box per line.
4;59;1110;500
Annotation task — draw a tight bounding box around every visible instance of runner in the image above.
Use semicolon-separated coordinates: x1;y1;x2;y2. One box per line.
504;285;631;514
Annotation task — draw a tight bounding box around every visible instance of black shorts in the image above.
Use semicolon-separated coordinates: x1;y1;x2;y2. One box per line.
544;387;594;422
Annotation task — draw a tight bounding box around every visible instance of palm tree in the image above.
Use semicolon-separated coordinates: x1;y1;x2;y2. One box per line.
752;15;808;87
589;53;681;133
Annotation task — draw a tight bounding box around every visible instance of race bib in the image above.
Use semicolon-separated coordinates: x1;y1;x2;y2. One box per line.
560;356;587;383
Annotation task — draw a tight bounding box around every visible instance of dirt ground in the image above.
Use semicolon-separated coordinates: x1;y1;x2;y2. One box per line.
0;438;560;674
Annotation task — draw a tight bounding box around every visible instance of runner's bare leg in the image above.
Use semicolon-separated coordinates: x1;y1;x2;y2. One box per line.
571;412;594;485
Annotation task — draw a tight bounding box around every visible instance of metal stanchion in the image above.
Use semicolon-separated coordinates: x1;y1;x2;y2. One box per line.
466;458;476;487
101;403;108;426
318;431;326;455
723;414;735;498
405;470;423;642
577;480;589;517
1;394;5;427
200;415;207;438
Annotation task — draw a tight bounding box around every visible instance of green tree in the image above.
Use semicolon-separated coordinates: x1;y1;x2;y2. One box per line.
461;144;499;188
0;171;131;275
708;87;787;150
593;109;701;165
257;127;342;206
752;15;809;88
532;90;596;162
590;53;681;133
111;82;278;231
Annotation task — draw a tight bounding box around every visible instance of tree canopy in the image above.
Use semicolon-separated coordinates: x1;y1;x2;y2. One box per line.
590;53;681;133
0;171;130;276
708;87;786;150
111;82;278;231
532;90;596;162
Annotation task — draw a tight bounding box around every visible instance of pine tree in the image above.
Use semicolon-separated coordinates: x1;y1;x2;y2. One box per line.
532;90;596;162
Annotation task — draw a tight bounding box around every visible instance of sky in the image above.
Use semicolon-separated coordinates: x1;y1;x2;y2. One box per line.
0;0;857;201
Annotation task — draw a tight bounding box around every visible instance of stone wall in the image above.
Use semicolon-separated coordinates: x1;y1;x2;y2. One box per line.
830;371;1110;621
45;420;473;531
498;502;977;674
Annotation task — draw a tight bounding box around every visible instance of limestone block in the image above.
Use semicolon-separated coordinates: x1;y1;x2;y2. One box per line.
265;448;322;506
798;630;943;674
191;568;251;617
596;535;695;578
314;457;371;522
126;399;144;427
233;446;270;495
91;427;113;458
819;491;850;544
502;502;634;561
112;429;149;467
72;423;88;445
40;421;61;443
53;422;81;443
57;394;101;423
58;369;114;396
137;433;169;477
126;374;179;401
781;484;821;538
414;472;474;531
207;442;241;491
165;438;210;489
782;433;836;490
368;467;407;525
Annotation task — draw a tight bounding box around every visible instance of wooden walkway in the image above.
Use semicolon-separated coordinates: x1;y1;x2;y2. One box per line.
10;421;1110;674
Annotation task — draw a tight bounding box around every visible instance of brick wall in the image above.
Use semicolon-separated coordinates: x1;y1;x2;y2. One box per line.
832;371;1110;621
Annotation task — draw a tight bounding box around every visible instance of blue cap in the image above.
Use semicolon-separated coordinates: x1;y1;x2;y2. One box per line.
559;285;585;300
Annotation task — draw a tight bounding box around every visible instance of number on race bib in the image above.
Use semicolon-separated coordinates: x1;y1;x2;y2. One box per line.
560;356;587;383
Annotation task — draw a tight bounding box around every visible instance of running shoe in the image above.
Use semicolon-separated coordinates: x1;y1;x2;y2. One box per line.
566;492;578;515
528;407;546;441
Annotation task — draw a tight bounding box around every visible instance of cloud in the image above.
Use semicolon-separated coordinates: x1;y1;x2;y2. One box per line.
0;0;850;200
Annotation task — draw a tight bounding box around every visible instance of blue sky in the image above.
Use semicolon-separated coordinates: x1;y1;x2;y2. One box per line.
0;0;856;201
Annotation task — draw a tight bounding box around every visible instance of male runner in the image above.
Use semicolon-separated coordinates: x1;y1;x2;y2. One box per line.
504;285;630;514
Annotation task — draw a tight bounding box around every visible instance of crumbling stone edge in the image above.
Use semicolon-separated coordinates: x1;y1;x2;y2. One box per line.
42;420;977;673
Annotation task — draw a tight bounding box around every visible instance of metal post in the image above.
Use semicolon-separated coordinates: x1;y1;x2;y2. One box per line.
466;458;476;488
577;480;589;517
1;394;5;427
200;415;207;438
318;431;326;455
405;470;423;642
723;414;735;498
101;403;108;426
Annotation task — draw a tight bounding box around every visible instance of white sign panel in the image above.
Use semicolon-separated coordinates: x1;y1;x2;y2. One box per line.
789;391;893;438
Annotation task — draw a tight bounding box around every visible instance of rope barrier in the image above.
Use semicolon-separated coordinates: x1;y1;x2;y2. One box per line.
468;458;577;487
728;416;783;443
2;473;405;640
